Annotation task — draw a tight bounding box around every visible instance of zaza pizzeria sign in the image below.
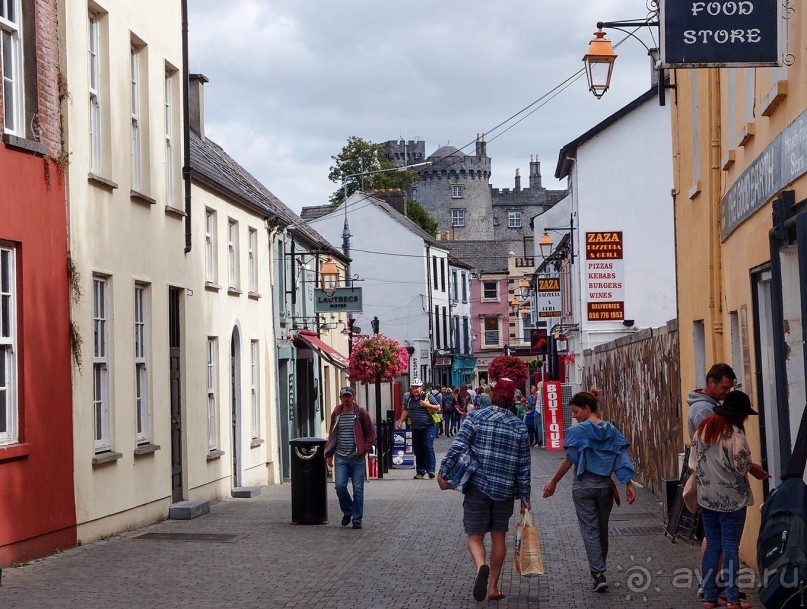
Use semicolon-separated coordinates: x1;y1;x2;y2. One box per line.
661;0;781;68
585;232;624;322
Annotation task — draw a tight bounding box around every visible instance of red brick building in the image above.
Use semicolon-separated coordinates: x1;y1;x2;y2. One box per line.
0;0;76;563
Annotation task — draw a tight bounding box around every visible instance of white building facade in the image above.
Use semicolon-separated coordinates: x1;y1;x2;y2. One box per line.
305;193;449;386
534;87;675;387
62;0;193;540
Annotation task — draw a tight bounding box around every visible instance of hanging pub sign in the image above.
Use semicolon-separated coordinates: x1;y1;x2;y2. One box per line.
585;232;625;322
534;273;561;319
314;287;363;313
661;0;782;68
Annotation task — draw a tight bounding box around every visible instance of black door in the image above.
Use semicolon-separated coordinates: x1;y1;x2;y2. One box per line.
169;288;183;503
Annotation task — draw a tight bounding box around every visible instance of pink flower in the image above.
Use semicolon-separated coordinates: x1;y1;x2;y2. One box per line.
348;334;410;384
488;355;528;386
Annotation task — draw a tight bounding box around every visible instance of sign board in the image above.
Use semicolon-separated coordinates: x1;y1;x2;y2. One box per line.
530;330;548;356
720;106;807;240
534;273;562;319
435;357;452;367
585;232;625;321
661;0;781;68
542;381;565;451
391;429;415;469
314;287;363;313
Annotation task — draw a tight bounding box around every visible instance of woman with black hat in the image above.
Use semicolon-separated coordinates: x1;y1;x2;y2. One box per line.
689;390;769;609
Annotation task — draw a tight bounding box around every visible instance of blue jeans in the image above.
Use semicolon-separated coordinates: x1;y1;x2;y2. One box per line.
534;411;544;445
701;507;747;604
334;454;365;523
412;425;437;474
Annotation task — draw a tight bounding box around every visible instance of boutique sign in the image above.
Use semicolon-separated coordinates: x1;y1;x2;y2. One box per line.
661;0;781;67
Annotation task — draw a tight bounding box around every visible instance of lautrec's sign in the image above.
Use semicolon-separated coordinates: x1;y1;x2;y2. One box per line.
661;0;781;68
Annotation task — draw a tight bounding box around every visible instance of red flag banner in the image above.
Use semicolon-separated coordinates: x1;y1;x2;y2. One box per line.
543;381;565;451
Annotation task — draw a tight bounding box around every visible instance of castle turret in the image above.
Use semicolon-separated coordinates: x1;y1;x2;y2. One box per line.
529;155;542;189
475;133;487;158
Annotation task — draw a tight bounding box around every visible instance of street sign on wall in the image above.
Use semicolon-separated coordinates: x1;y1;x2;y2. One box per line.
314;287;363;313
585;232;624;321
661;0;781;68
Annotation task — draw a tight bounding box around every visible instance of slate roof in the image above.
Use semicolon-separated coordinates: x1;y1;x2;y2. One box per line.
429;145;465;160
190;131;346;260
299;205;334;222
441;240;513;274
309;192;444;249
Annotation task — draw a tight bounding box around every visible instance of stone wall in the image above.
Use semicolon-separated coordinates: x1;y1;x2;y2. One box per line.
582;319;682;497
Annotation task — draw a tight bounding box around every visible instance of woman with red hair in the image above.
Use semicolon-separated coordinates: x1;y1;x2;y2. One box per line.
690;390;768;609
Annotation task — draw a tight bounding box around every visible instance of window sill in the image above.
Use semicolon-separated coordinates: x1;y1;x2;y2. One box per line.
92;451;124;466
721;149;736;171
688;181;702;200
134;443;161;456
250;438;265;449
131;190;157;206
165;205;186;218
88;173;119;191
248;291;262;300
3;134;47;156
204;281;221;293
761;80;787;117
737;122;755;147
227;287;243;297
0;442;32;462
207;449;225;461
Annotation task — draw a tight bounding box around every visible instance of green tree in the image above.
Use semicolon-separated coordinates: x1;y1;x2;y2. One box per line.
406;200;438;237
328;136;418;205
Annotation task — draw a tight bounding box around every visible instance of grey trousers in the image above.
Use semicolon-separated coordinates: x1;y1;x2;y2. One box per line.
572;487;614;575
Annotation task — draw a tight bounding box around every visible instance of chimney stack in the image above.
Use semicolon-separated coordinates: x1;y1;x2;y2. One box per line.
529;155;542;189
515;168;521;192
475;133;487;158
188;73;209;138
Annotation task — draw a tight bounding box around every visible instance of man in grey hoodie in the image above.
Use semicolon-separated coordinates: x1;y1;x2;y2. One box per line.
686;363;736;438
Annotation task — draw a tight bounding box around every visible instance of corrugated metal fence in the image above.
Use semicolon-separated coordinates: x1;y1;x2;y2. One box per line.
582;320;682;497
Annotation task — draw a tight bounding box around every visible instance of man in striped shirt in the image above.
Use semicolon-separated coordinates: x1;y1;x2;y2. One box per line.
325;387;376;529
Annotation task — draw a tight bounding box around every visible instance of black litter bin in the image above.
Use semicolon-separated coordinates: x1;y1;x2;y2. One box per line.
289;437;328;524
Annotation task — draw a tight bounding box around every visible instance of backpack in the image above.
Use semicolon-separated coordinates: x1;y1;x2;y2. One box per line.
758;404;807;609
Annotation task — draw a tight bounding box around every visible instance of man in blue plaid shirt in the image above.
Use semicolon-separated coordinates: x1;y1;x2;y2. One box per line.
437;378;531;602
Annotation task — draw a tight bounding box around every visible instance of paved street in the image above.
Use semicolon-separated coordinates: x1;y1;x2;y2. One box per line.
1;437;759;609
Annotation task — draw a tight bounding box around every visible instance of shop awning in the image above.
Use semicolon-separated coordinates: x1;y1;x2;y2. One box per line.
296;330;349;370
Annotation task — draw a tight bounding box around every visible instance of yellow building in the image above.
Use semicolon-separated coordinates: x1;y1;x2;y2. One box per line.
672;14;806;565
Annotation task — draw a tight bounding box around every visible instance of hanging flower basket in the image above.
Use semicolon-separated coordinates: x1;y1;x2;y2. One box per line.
487;355;529;386
348;334;410;384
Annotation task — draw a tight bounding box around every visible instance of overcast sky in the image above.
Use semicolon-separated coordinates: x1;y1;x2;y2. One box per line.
188;0;660;213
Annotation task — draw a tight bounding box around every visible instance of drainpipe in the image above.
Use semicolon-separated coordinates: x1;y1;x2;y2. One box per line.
181;0;192;253
707;70;723;357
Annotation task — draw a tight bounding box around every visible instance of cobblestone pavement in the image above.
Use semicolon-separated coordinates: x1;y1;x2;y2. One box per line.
1;437;760;609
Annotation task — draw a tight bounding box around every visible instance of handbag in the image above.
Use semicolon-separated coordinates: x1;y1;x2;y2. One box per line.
513;510;544;576
430;410;442;424
682;471;698;514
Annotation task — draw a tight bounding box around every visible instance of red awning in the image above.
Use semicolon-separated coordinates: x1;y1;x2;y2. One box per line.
296;330;349;370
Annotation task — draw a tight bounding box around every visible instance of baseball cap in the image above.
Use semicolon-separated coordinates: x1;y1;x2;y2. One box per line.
491;378;516;402
339;386;355;396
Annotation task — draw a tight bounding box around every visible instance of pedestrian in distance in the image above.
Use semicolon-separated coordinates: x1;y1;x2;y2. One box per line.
523;399;539;447
476;385;492;409
542;389;636;593
396;378;440;479
324;387;376;530
690;390;769;609
442;386;458;437
437;378;531;602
